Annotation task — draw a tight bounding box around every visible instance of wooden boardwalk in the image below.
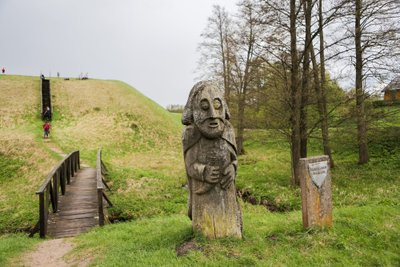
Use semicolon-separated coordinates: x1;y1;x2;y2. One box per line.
46;167;99;238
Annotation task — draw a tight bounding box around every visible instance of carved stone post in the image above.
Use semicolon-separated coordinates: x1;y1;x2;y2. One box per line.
182;81;242;239
299;155;332;228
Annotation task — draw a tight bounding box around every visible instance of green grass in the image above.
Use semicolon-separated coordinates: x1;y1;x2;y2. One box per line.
237;130;298;211
49;78;182;165
0;75;61;234
68;111;399;266
69;205;399;266
235;125;400;211
0;234;39;266
0;75;399;266
105;165;187;221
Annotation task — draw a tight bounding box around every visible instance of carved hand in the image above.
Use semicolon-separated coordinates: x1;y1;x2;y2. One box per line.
203;165;220;184
220;164;235;189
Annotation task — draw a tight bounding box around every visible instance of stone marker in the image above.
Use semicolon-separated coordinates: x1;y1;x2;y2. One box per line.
182;81;242;239
299;155;332;228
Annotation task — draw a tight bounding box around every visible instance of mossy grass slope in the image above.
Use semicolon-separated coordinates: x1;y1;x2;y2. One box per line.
49;78;186;221
0;75;60;234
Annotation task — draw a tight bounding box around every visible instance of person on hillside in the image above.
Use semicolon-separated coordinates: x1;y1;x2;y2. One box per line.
1;67;5;74
43;106;51;120
43;121;51;139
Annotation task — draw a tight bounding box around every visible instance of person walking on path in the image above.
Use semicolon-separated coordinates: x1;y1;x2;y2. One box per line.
43;121;51;139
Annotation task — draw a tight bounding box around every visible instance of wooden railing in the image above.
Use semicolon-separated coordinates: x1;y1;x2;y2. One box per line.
96;149;113;226
35;151;80;238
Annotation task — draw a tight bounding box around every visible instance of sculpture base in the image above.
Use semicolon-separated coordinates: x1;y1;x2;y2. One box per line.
191;184;242;239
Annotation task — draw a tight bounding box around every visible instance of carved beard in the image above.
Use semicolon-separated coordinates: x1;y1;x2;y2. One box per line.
195;117;225;139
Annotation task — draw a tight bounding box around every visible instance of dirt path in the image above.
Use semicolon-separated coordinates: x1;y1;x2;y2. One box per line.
18;238;90;267
43;139;67;157
43;139;89;167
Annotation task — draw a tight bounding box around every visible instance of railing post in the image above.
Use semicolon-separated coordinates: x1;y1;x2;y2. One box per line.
77;151;80;169
67;158;71;184
71;154;75;175
65;159;69;183
97;149;109;226
98;188;104;226
54;171;59;211
61;162;66;195
75;152;79;173
38;192;46;238
49;180;56;212
72;154;74;174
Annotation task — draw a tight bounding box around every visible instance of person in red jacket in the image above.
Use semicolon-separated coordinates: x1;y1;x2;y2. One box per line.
43;121;51;139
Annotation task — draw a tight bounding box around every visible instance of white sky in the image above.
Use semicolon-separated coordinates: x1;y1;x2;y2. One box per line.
0;0;238;107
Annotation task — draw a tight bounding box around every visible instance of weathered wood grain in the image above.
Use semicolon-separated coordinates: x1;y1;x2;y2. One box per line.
47;167;99;238
299;156;333;229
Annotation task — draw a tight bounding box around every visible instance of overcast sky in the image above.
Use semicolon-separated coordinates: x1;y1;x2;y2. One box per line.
0;0;238;107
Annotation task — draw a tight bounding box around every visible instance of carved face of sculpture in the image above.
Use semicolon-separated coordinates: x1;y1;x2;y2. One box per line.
193;86;225;139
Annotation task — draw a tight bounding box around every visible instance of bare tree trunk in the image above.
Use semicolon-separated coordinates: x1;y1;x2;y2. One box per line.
300;100;308;158
318;0;334;168
233;1;258;155
236;93;245;154
290;0;301;185
225;41;232;104
310;43;335;168
300;0;313;159
219;17;229;102
218;11;233;104
198;5;233;104
355;0;369;164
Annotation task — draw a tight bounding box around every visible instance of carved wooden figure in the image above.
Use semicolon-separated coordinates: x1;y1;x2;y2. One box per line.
182;81;242;239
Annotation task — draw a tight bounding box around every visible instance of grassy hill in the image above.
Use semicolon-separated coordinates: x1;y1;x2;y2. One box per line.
0;75;59;232
49;78;186;221
50;78;182;160
0;75;399;266
0;74;185;228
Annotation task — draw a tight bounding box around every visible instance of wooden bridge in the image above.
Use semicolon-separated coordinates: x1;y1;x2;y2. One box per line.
32;149;112;238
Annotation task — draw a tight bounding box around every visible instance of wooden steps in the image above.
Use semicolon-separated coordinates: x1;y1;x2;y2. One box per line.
41;78;52;120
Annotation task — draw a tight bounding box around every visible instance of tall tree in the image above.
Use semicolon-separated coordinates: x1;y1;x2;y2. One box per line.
198;1;264;155
339;0;400;163
302;0;339;168
230;0;262;154
258;0;344;180
300;0;314;158
354;0;368;163
312;0;335;167
318;0;335;167
289;0;302;184
198;5;234;101
257;0;305;184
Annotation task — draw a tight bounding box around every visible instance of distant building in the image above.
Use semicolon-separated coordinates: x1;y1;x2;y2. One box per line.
382;77;400;101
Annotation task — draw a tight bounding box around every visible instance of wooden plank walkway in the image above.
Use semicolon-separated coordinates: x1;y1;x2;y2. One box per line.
46;167;99;238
